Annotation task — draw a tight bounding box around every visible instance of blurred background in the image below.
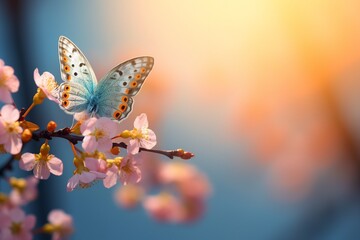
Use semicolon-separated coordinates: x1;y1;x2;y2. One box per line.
1;0;360;239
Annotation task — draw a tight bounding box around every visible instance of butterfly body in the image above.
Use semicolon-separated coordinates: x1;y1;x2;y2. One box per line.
86;94;99;114
57;36;154;120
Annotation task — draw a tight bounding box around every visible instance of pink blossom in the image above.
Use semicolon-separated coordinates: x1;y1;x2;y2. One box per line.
0;208;35;240
158;162;211;199
85;157;107;173
158;162;198;183
81;117;121;153
9;177;39;206
115;184;144;208
47;210;73;240
119;154;142;185
104;154;141;188
66;157;106;192
143;193;183;222
103;164;120;188
19;150;63;180
0;59;19;104
33;68;59;103
128;113;157;154
179;172;211;199
0;104;23;154
148;162;211;222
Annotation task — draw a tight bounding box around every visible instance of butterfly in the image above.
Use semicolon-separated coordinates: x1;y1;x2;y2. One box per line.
57;36;154;121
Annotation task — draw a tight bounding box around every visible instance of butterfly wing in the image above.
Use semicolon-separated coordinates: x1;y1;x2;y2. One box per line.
58;36;97;114
94;56;154;121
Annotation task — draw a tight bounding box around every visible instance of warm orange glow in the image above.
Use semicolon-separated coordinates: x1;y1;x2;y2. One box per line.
97;0;360;194
100;0;360;105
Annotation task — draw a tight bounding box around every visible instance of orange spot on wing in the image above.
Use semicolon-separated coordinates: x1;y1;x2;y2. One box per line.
118;103;127;112
135;73;141;80
64;85;71;92
113;111;122;119
64;65;71;73
62;100;69;107
121;96;128;103
62;92;69;99
130;81;138;88
66;75;71;81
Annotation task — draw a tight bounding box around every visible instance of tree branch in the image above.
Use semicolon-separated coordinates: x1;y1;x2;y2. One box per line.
31;128;194;160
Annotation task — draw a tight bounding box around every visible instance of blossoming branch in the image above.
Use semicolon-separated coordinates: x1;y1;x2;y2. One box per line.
0;55;210;239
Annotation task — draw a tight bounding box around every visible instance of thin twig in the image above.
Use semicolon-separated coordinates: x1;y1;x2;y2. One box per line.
32;128;193;160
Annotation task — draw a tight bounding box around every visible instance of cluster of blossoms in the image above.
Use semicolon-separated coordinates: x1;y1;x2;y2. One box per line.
0;176;73;240
18;113;155;192
113;161;211;223
143;162;211;222
0;59;210;237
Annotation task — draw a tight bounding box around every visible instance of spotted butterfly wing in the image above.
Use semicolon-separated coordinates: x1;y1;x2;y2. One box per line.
58;36;97;114
95;56;154;120
57;36;154;121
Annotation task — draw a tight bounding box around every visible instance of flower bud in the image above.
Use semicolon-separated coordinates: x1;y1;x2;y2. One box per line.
47;121;57;132
120;130;131;138
111;146;120;155
181;152;194;160
176;149;185;156
40;143;50;156
21;129;32;143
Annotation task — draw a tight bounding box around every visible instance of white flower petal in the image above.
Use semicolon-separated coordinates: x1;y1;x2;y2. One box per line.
67;174;80;192
80;117;97;135
98;138;112;152
82;135;97;152
79;172;97;183
128;139;140;154
48;156;63;176
19;153;36;171
84;158;98;171
5;134;22;154
103;166;119;188
33;161;50;180
1;104;19;122
134;113;148;129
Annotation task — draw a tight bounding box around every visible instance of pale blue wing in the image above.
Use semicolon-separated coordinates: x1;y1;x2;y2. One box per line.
58;36;97;114
58;82;90;114
94;56;154;121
